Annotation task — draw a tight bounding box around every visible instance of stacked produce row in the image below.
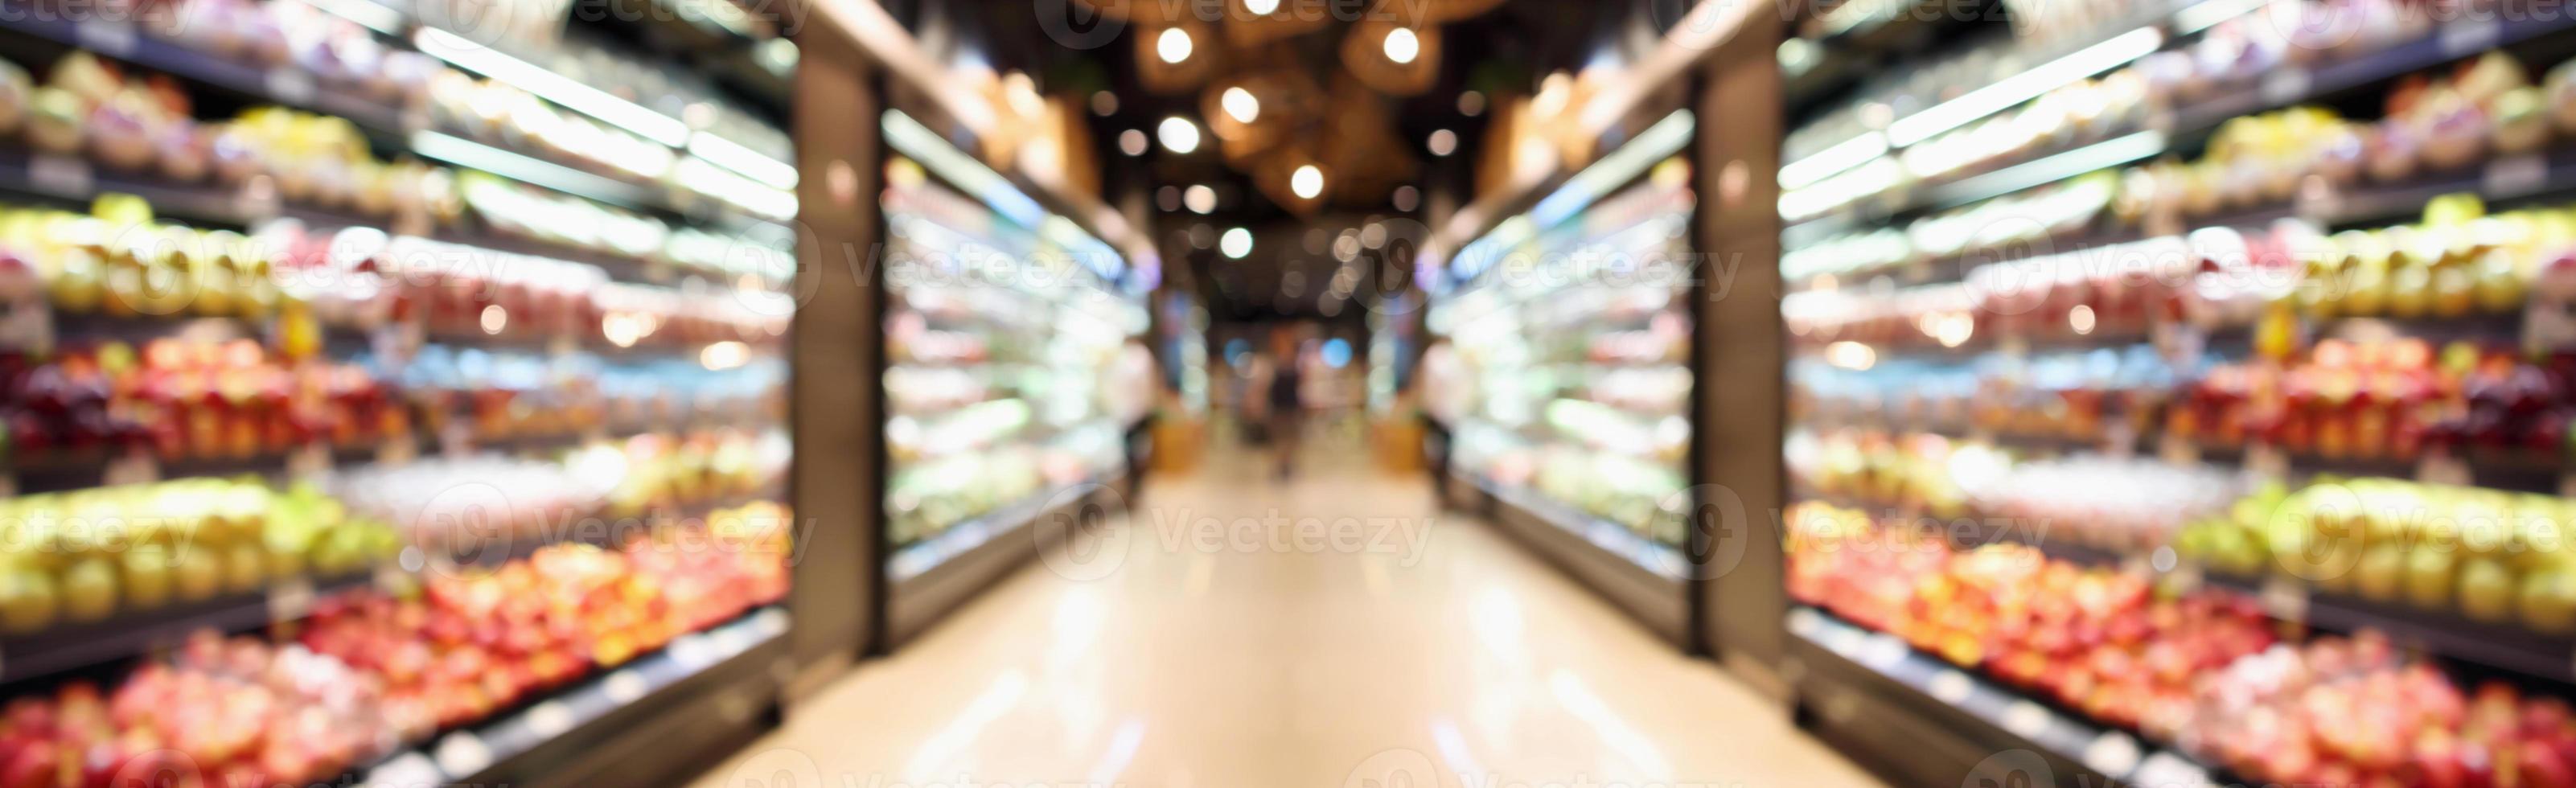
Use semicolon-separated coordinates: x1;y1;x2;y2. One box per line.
1419;156;1697;572
0;0;800;783
878;154;1153;581
1781;0;2576;782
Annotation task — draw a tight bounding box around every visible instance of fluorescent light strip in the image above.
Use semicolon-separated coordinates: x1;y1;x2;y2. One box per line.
414;27;692;147
1779;131;1888;191
687;132;797;190
294;0;404;35
1886;27;2164;146
1933;129;2167;207
2173;0;2281;34
409;129;652;209
881;109;1050;230
1529;109;1696;230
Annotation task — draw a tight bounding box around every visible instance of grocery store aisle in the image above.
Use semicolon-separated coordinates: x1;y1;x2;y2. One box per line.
688;424;1876;788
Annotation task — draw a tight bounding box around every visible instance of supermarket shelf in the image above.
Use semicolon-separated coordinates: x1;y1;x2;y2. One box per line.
1785;14;2576;240
0;150;746;291
2194;569;2576;686
0;15;411;133
1468;473;1692;648
1794;480;2576;687
2171;13;2576;137
881;473;1125;650
10;439;427;495
355;605;789;788
1787;606;2221;788
0;569;383;688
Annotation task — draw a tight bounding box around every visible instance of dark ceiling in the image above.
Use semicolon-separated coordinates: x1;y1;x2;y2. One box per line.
884;0;1688;322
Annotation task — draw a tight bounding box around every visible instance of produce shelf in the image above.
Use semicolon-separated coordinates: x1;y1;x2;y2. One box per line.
353;605;789;788
1784;13;2576;244
0;148;758;291
1793;481;2576;687
0;569;381;687
882;473;1124;649
2195;569;2576;687
0;17;790;234
1787;605;2222;788
1469;473;1692;647
0;14;411;133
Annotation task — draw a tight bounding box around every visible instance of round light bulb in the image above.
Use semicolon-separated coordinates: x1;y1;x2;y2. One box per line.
1221;228;1254;259
1291;165;1325;199
1383;28;1419;64
1157;27;1194;64
1222;87;1261;124
1158;117;1202;154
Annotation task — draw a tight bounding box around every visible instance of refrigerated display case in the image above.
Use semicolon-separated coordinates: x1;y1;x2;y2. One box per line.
1773;2;2576;785
0;2;802;786
1421;109;1702;646
871;108;1153;648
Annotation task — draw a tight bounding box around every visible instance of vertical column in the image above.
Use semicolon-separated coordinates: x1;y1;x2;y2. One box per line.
783;26;882;704
1695;18;1790;701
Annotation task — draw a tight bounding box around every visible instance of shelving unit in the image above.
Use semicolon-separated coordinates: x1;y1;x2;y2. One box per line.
1419;109;1705;649
1773;0;2576;784
865;101;1155;651
0;0;803;785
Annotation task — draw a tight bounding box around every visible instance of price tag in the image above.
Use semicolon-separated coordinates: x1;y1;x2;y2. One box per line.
2001;700;2052;737
2260;576;2310;622
75;19;138;56
27;154;92;198
522;701;573;737
1861;633;1908;670
361;753;442;788
102;452;158;486
2439;17;2504;58
376;436;417;467
2167;560;2205;594
264;68;317;106
2084;732;2143;778
2245;443;2290;482
266;578;314;623
0;298;55;353
602;670;647;704
2259;69;2312;105
1929;670;1974;704
431;732;491;778
287;442;332;482
2484;153;2549;197
2420;453;2474;486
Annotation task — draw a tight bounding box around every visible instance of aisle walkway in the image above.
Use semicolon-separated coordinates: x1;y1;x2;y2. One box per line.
690;426;1878;788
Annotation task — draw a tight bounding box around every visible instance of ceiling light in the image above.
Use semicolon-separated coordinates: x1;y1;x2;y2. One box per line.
1120;129;1149;156
1091;91;1120;116
1245;0;1279;14
1221;228;1254;259
1427;129;1457;157
1382;28;1419;64
1291;165;1325;199
1157;186;1182;211
1157;27;1194;64
1185;184;1218;214
1157;117;1202;154
1458;91;1485;116
1392;185;1419;211
1222;87;1261;124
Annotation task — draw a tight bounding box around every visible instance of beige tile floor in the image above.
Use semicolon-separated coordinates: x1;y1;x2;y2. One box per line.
689;425;1881;788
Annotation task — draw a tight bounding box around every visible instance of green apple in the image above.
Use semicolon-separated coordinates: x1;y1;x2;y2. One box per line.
2460;558;2519;623
2521;569;2576;634
57;558;115;622
0;566;59;633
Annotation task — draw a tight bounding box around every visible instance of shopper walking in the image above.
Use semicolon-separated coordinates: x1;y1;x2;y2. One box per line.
1267;344;1306;479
